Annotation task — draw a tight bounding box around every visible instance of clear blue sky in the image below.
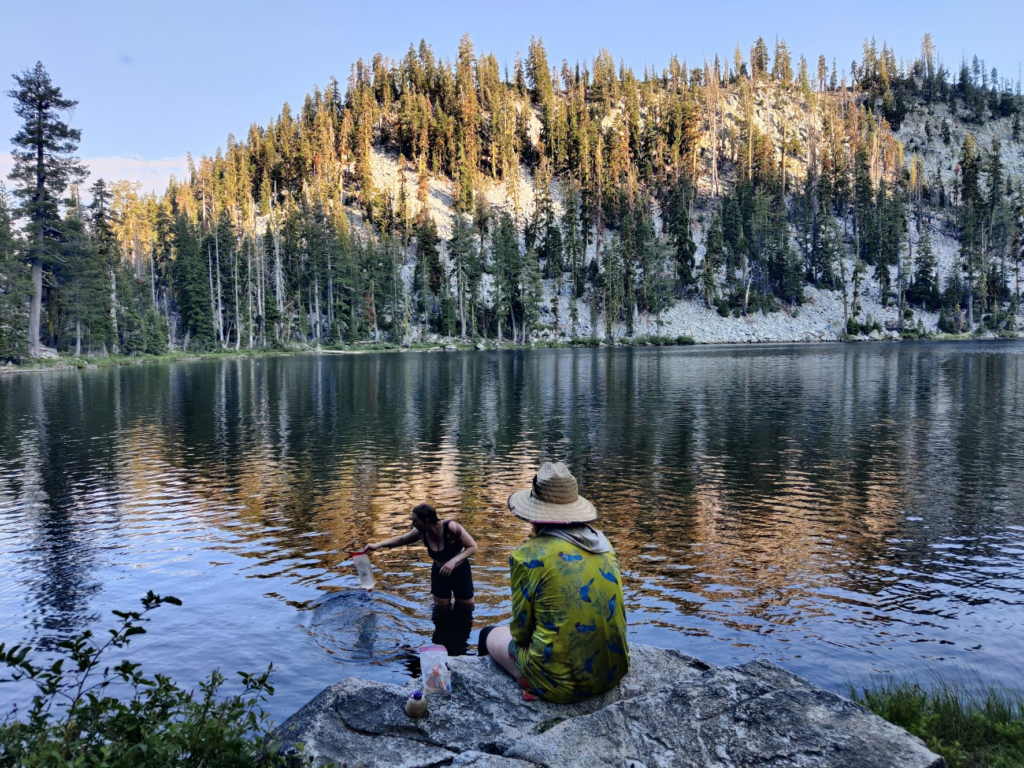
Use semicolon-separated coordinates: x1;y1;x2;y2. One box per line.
3;0;1022;193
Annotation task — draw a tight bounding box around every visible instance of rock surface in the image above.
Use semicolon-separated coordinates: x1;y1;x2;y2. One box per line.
275;644;943;768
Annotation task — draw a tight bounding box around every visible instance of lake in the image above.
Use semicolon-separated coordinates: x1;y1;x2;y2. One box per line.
2;342;1023;722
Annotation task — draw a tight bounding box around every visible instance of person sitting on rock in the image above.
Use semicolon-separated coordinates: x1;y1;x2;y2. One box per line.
479;462;630;702
365;503;477;609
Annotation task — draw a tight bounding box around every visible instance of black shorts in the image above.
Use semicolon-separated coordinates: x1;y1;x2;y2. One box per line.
430;561;474;601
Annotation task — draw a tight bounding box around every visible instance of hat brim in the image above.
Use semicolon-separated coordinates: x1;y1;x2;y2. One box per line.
507;489;598;524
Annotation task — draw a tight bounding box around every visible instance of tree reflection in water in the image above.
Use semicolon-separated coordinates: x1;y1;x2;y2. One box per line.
1;344;1023;722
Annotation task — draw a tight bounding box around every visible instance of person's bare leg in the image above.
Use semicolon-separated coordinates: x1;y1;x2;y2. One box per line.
484;625;519;679
455;597;475;609
433;596;451;609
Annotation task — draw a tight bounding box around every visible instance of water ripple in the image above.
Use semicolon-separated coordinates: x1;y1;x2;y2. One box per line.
0;344;1023;720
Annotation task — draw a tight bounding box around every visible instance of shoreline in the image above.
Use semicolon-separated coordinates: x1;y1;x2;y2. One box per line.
1;330;1019;375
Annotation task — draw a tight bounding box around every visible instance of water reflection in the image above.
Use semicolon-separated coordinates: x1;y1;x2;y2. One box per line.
0;343;1023;721
431;604;474;657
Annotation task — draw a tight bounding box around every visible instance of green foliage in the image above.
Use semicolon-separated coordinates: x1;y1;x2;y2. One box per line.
846;315;883;336
907;229;941;311
897;321;930;340
0;592;290;767
662;176;697;290
491;211;522;341
171;216;215;350
8;38;1024;354
7;62;88;357
847;313;880;335
852;675;1024;768
647;335;695;346
938;306;965;335
0;185;27;361
56;208;113;355
6;63;87;250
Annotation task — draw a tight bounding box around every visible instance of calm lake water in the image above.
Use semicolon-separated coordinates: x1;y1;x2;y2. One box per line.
2;343;1023;722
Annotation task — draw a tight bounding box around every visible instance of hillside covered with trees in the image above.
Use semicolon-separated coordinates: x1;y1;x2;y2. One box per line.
2;33;1023;359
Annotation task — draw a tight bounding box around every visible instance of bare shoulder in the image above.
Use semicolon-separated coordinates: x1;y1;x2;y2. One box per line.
446;520;463;534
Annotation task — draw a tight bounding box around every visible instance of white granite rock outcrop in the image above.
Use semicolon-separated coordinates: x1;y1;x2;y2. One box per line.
274;644;944;768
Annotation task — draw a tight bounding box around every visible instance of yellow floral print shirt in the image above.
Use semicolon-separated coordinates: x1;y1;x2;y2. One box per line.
509;532;630;703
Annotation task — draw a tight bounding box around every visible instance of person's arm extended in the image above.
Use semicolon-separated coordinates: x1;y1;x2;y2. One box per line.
365;528;419;553
438;522;478;576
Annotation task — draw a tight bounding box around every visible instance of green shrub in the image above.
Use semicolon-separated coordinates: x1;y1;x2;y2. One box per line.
852;675;1024;768
899;322;929;340
846;316;883;336
0;592;292;767
938;306;965;334
617;335;695;347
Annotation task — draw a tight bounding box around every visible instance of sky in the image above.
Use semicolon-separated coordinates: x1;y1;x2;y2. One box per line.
2;0;1023;196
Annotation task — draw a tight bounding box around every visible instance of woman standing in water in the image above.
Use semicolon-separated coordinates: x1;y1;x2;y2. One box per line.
365;503;478;609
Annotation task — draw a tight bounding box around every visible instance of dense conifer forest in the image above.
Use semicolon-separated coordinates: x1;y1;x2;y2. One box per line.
2;33;1023;359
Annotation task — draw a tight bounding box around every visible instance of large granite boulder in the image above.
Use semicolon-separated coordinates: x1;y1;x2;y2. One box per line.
274;644;944;768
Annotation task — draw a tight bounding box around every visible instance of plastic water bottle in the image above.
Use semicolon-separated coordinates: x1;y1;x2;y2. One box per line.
405;690;428;718
351;550;375;590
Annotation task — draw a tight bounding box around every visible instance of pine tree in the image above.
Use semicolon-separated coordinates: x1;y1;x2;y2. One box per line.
7;62;88;356
908;228;940;310
702;213;725;308
817;55;828;92
521;247;543;342
561;182;584;298
958;134;984;327
874;179;905;305
0;184;28;360
750;38;770;80
663;175;697;290
772;38;793;85
603;234;624;339
171;214;214;349
449;211;475;338
89;179;120;352
58;196;111;355
414;215;442;322
491;211;520;342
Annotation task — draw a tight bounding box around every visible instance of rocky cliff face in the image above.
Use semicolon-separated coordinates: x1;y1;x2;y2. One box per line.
356;82;1024;345
274;644;944;768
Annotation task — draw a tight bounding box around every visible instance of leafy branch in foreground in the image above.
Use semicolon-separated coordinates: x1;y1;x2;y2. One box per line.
0;591;293;767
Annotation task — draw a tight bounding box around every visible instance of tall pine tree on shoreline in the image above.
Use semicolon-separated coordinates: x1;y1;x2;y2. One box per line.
7;62;87;357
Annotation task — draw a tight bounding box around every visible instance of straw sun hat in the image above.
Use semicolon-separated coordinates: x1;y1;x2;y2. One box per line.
507;462;597;524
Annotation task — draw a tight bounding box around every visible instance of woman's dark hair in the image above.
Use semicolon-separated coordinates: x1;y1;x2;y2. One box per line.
412;503;439;524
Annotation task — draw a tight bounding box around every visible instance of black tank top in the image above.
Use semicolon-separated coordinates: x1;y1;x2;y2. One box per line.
423;521;466;565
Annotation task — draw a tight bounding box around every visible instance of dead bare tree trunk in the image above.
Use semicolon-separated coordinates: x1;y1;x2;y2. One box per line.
705;61;720;197
208;244;217;341
313;277;322;343
215;225;225;347
109;268;119;354
496;282;503;343
233;240;241;350
28;254;42;357
149;243;157;309
246;238;254;348
458;254;466;339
